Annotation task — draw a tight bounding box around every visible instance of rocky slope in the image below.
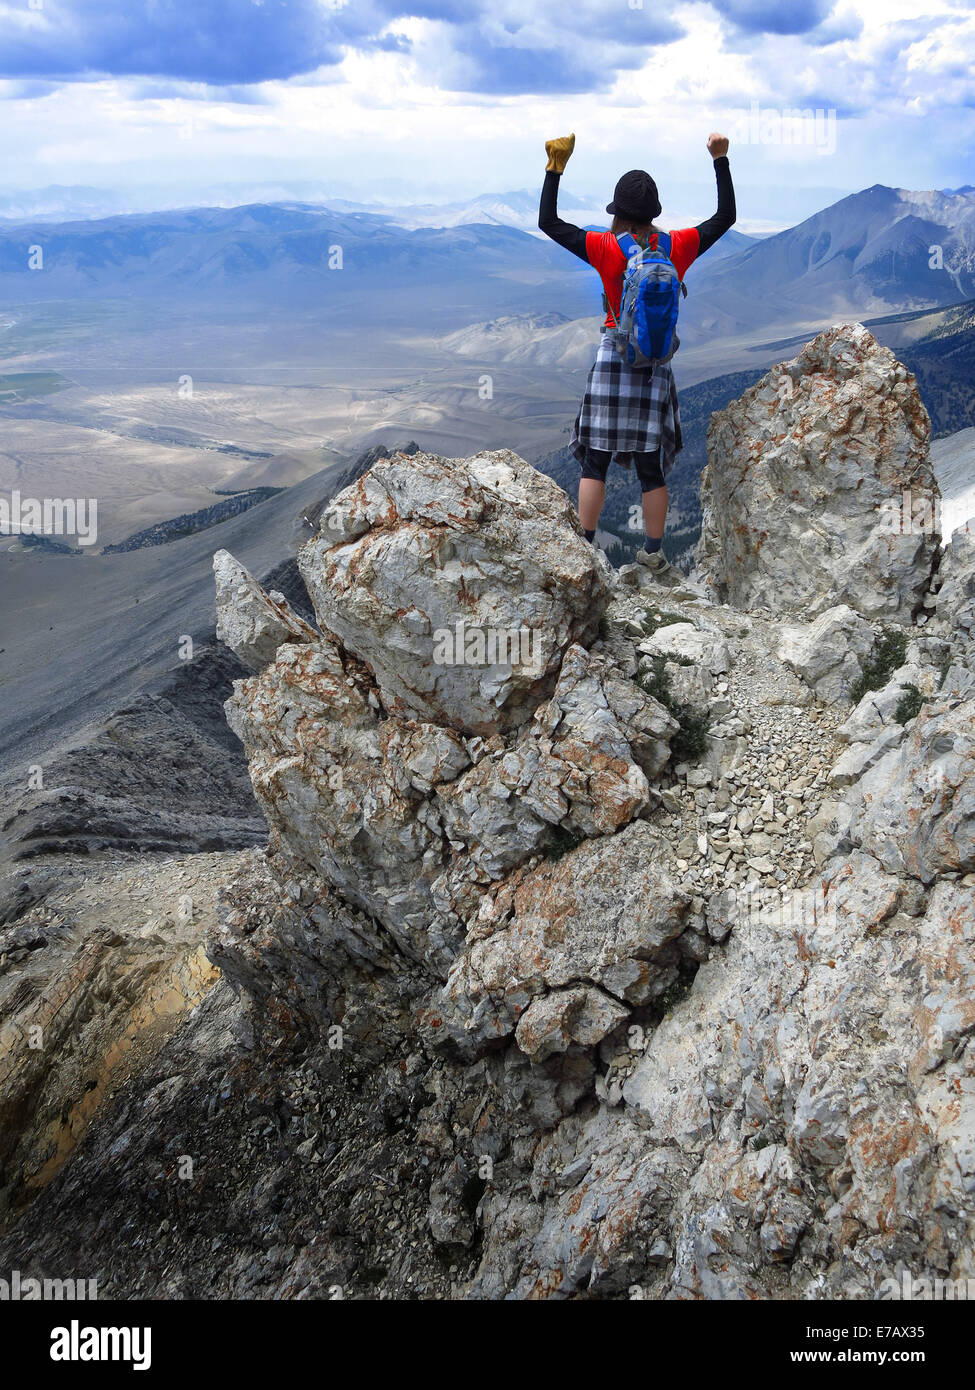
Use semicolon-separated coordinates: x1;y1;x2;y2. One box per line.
1;323;972;1299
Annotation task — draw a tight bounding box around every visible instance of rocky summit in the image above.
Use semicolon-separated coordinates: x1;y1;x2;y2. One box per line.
1;325;973;1300
697;323;939;621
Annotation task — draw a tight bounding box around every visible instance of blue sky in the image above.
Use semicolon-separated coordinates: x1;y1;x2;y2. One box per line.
0;0;972;228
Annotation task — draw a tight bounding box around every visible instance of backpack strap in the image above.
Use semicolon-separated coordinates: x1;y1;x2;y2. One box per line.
616;231;640;261
650;230;688;298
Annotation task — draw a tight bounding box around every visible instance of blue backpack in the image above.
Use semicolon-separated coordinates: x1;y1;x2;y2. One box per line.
607;231;687;370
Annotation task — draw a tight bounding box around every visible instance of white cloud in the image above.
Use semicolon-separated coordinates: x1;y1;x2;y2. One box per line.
0;1;971;206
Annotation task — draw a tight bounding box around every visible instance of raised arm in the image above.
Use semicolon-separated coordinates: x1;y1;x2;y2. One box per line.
695;133;736;255
538;132;589;264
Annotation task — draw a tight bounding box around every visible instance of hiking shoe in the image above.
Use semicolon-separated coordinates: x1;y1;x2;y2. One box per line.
636;548;672;574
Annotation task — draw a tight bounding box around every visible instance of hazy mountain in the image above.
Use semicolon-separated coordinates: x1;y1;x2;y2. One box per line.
443;311;601;368
0;184;602;229
690;184;975;335
0;185;764;238
2;184;967;335
0;202;573;309
0;185;121;222
326;188;599;232
688;227;759;260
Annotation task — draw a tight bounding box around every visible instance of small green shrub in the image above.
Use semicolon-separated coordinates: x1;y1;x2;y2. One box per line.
645;960;699;1026
642;607;686;636
637;653;670;704
671;707;712;762
636;655;712;763
547;827;586;861
850;627;909;705
894;683;925;724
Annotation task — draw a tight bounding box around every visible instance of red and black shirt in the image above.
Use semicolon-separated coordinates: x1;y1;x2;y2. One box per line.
539;155;736;326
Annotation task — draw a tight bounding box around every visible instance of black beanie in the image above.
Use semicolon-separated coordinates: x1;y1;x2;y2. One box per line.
606;169;661;221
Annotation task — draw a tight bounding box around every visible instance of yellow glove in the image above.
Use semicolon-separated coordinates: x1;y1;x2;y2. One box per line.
545;132;576;174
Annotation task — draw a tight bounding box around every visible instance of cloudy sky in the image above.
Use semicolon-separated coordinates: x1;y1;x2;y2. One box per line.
0;0;972;227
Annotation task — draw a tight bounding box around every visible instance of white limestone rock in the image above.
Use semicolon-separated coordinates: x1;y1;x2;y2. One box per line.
214;549;318;670
696;324;939;622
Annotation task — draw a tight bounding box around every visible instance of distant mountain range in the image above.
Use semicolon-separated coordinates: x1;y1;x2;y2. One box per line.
0;202;581;324
0;184;597;227
326;189;597;232
0;183;767;234
689;184;975;335
0;184;971;341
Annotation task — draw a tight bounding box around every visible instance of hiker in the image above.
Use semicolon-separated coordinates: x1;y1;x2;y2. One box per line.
538;131;736;572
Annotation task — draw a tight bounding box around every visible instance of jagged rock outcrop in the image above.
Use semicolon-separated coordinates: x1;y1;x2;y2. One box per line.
201;383;975;1298
441;821;690;1054
219;452;674;974
776;604;875;704
697;323;939;622
3;343;972;1303
842;699;975;883
930;521;975;665
298;448;608;734
199;413;975;1301
214;549;318;670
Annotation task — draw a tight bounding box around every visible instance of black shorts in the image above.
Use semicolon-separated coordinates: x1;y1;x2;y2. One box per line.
579;448;666;493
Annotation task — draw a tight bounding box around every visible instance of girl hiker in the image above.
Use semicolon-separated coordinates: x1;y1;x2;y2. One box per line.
538;131;736;573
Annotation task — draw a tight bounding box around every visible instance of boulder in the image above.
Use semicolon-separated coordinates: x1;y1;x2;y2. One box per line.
776;604;875;703
932;519;975;665
639;622;730;675
845;699;975;883
223;637;466;969
213;549;318;670
835;661;934;743
298;449;609;735
827;723;905;787
435;645;676;877
515;986;630;1062
441;821;690;1051
697;324;938;621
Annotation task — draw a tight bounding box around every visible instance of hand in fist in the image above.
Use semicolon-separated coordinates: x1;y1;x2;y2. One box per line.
707;132;730;159
545;132;576;173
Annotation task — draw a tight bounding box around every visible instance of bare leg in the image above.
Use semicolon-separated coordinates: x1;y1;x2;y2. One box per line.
642;484;668;541
578;478;606;532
